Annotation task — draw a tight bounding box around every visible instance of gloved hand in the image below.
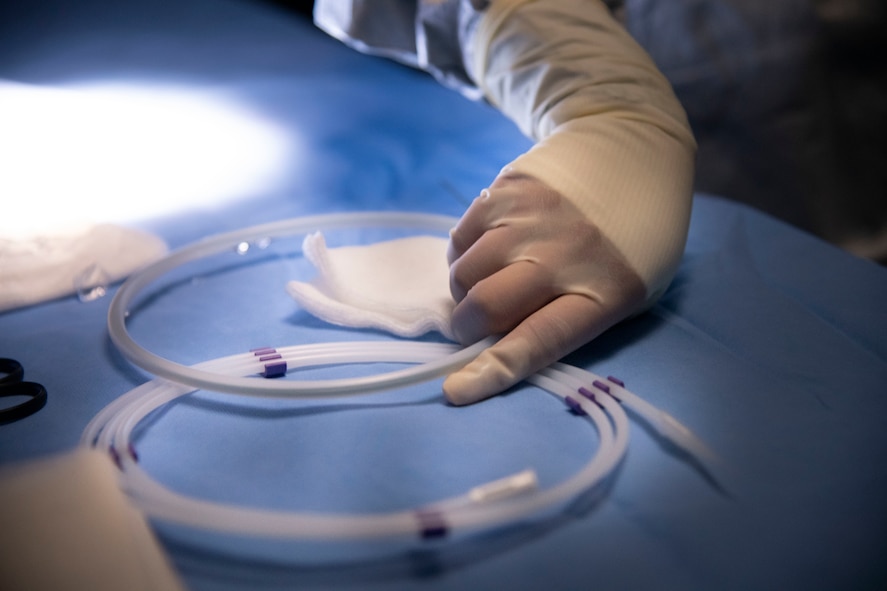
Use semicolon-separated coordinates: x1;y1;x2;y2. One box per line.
441;0;696;404
316;0;696;404
443;172;647;405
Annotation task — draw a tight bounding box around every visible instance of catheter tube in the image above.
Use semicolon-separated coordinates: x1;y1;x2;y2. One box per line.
84;341;630;540
548;362;719;466
97;211;713;541
106;212;502;397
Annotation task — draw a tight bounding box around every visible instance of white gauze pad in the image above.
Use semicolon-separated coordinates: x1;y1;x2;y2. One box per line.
287;232;456;340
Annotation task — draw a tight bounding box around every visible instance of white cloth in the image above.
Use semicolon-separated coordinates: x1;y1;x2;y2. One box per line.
0;224;168;312
0;449;185;591
287;232;456;340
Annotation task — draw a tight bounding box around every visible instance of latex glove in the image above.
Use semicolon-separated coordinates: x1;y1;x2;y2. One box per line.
442;172;646;405
315;0;695;403
442;0;695;404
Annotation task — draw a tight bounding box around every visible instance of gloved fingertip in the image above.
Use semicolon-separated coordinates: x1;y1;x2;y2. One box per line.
442;369;491;406
442;351;516;406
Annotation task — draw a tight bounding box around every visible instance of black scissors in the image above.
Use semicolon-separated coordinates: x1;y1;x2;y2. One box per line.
0;358;48;424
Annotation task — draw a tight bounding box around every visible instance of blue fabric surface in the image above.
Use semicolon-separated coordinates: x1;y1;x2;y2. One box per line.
1;1;886;590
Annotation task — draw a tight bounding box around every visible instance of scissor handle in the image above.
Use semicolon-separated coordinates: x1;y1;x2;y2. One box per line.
0;358;25;385
0;359;47;423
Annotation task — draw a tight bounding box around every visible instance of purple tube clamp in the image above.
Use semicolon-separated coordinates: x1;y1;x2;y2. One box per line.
607;376;625;387
416;510;449;540
564;395;587;415
262;361;287;379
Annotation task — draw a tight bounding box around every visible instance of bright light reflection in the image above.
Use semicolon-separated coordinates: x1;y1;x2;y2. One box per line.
0;80;295;238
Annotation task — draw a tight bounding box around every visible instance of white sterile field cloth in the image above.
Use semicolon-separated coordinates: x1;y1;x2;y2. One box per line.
287;232;456;340
0;224;168;312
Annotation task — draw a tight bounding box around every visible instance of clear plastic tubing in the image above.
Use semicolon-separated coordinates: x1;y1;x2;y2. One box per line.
97;211;714;540
545;362;719;466
107;212;500;398
82;341;630;540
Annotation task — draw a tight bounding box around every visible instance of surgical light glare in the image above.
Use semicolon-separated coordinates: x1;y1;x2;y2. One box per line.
0;81;295;238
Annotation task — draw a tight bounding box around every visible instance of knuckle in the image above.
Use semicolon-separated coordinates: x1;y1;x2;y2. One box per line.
462;283;518;334
447;229;471;260
449;263;471;301
450;302;488;345
449;252;482;286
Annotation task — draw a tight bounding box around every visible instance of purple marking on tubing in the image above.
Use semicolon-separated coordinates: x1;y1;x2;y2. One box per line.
259;353;282;362
578;386;596;403
109;447;122;470
565;396;586;415
263;361;287;378
128;444;139;462
416;511;448;540
602;377;623;402
250;347;276;355
592;380;611;394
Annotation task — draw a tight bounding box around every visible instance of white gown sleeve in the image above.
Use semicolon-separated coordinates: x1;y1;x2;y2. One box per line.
314;0;696;302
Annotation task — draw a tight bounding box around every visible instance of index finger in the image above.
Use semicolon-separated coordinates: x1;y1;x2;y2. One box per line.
442;293;622;405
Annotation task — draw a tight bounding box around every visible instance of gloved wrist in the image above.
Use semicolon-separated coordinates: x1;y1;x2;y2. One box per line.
474;0;696;304
503;114;694;305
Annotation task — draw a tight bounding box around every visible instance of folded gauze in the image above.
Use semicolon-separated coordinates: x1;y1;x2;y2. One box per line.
286;232;456;340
